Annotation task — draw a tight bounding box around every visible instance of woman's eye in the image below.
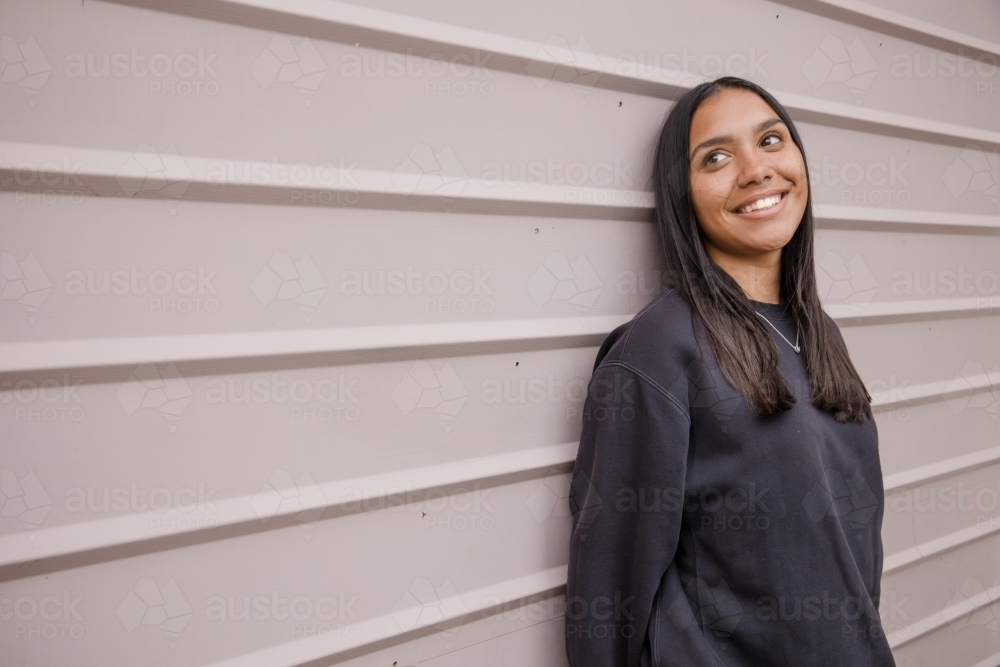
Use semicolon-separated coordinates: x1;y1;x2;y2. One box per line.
704;151;725;166
762;133;781;147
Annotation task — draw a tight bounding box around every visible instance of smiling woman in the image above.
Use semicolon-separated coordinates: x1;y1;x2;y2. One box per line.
565;77;895;667
687;88;808;306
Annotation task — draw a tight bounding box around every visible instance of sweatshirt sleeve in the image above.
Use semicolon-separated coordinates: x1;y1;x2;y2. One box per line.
825;312;886;612
565;360;691;667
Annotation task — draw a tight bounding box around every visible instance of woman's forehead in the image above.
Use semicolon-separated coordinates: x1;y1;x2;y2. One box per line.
690;88;780;137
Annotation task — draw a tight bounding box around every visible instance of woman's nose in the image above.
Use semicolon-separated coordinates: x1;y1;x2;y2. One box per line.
736;151;774;187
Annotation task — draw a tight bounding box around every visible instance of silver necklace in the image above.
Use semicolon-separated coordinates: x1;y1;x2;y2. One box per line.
755;309;800;354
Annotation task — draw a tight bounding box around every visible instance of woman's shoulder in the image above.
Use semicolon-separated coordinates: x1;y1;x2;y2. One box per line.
591;286;700;383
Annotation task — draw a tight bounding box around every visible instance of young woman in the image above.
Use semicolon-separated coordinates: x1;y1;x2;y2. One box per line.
564;76;895;667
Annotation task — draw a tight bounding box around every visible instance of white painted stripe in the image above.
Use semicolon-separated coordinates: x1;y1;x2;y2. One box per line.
812;204;1000;231
1;298;995;374
0;314;629;373
1;398;995;575
103;0;1000;146
825;296;1000;321
870;372;1000;410
2;142;998;232
886;582;1000;649
0;442;578;572
884;447;1000;494
202;565;568;667
0;141;1000;232
0;403;994;581
775;0;1000;59
884;517;1000;574
0;140;653;214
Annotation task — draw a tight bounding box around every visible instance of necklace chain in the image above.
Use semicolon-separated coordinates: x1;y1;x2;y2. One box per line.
755;310;801;354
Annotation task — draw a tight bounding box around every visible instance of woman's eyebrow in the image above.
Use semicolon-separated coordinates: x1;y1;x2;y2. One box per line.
689;117;786;160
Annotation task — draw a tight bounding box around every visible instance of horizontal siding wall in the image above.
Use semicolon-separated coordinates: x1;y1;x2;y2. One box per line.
1;0;998;665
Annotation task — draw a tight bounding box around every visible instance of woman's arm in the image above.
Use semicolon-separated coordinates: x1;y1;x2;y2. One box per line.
565;361;691;667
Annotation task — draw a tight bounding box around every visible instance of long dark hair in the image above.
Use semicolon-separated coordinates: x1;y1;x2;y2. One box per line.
651;76;872;423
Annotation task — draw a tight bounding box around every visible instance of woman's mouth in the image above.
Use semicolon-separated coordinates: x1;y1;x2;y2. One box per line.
733;191;788;218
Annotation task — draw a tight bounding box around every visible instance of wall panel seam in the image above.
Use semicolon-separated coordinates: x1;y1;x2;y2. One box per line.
3;142;998;229
886;582;1000;649
2;437;997;578
97;0;1000;146
884;446;1000;494
884;517;1000;574
0;442;577;578
1;305;996;373
770;0;1000;60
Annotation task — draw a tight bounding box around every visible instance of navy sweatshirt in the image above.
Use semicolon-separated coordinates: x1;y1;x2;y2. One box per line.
565;287;895;667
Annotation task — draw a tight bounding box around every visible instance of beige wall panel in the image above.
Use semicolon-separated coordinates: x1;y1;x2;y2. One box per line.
1;0;997;664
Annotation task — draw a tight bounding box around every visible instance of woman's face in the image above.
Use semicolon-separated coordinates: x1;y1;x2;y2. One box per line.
688;87;808;264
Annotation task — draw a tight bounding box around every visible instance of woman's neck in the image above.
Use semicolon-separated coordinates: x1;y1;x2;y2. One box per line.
706;245;782;304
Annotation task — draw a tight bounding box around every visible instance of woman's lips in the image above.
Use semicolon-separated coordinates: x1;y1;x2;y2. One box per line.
731;191;788;220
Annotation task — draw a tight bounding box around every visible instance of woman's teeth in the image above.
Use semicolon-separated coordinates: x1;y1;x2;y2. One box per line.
737;194;783;214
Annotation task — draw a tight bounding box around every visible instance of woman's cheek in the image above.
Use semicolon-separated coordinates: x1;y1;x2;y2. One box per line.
776;151;807;183
694;192;724;228
694;174;729;210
